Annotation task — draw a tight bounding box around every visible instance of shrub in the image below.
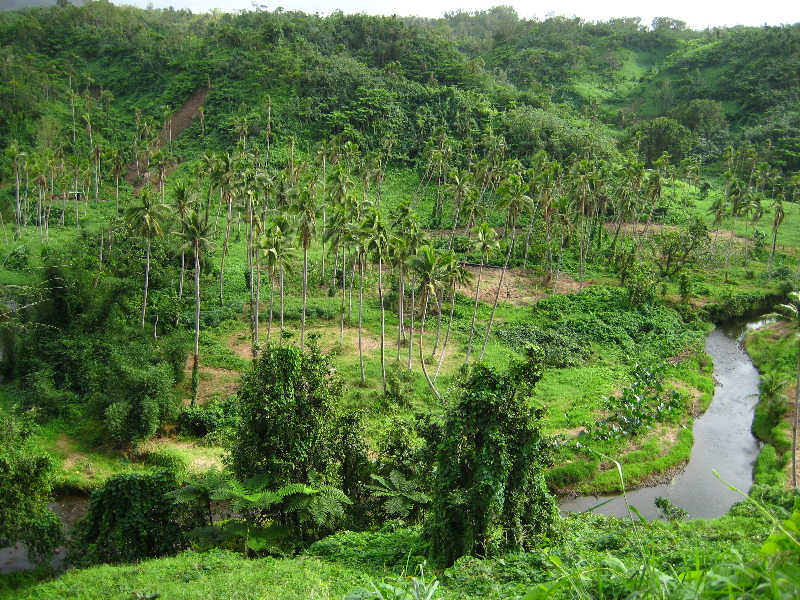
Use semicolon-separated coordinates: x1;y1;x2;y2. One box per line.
70;469;191;566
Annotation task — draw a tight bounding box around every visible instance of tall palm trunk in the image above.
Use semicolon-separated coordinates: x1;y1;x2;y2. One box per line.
267;268;275;343
480;223;516;360
396;269;405;360
219;197;232;305
301;246;308;348
357;254;365;384
419;290;441;400
253;251;261;356
340;245;346;346
466;259;484;364
435;283;457;381
793;347;799;487
191;243;201;405
141;238;151;329
408;276;416;370
378;255;386;392
279;266;285;345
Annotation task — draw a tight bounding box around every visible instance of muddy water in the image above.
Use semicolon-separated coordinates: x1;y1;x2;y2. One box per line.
560;317;768;520
0;496;88;574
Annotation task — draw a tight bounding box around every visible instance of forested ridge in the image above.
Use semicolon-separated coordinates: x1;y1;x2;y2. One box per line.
1;2;800;598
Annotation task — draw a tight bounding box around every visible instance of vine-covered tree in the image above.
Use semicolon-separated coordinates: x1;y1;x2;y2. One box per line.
227;343;345;486
425;345;559;566
0;416;63;564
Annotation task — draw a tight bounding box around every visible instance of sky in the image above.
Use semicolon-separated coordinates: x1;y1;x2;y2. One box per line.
116;0;800;30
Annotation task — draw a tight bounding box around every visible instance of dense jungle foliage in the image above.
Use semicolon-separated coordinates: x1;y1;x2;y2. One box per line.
1;2;800;598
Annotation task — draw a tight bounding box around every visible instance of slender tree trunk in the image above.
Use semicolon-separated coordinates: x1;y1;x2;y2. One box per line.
793;347;799;487
434;283;456;381
408;276;416;370
523;202;537;268
301;245;308;348
358;255;365;383
480;224;516;360
179;251;185;299
141;237;151;329
340;246;346;346
267;268;275;343
378;255;386;392
419;290;441;401
770;226;778;266
279;266;285;345
219;200;231;305
192;245;200;406
396;269;404;360
466;260;484;364
320;209;326;285
253;252;261;356
432;289;444;356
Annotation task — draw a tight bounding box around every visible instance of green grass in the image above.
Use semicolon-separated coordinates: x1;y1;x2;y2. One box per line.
9;551;370;600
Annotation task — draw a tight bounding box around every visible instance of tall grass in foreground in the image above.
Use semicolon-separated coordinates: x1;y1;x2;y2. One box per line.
523;460;800;599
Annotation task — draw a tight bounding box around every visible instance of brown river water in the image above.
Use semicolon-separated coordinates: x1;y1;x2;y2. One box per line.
560;316;767;520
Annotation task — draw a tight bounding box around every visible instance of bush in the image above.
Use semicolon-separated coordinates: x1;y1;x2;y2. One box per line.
141;446;189;475
70;469;192;566
179;398;238;438
753;444;786;487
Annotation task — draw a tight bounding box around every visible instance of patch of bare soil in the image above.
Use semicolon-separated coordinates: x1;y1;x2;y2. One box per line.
125;85;210;187
56;433;88;470
456;265;587;306
227;330;256;361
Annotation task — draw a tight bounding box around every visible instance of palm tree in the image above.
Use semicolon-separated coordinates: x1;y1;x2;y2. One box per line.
175;210;213;405
172;182;195;299
408;244;446;400
480;174;531;360
110;147;124;214
261;221;295;344
364;206;390;392
390;203;424;367
292;181;319;348
434;252;472;381
345;220;369;384
770;291;800;487
214;152;235;304
446;169;474;249
126;188;169;330
769;197;785;266
466;222;499;364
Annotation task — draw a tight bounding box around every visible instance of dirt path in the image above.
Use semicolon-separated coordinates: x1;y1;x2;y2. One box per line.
125;85;210;187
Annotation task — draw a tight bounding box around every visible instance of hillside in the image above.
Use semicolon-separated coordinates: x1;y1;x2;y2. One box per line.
1;3;800;599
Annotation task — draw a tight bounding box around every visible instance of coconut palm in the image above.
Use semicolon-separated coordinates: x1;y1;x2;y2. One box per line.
434;252;472;381
446;169;474;249
172;182;195;299
480;173;531;360
126;188;170;329
770;291;800;486
292;180;319;348
466;222;499;364
261;221;295;345
110;147;124;214
175;209;213;405
364;206;390;392
408;244;446;400
769;197;785;266
390;202;424;367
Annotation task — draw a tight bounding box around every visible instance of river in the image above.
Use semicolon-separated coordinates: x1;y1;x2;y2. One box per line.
559;316;767;520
